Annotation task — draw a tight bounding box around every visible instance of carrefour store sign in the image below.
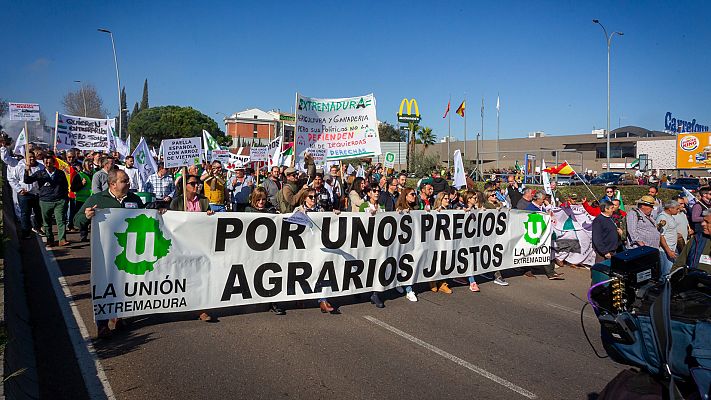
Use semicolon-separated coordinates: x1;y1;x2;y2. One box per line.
665;112;708;133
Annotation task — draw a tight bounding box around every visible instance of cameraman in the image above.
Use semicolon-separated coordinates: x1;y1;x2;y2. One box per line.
673;208;711;274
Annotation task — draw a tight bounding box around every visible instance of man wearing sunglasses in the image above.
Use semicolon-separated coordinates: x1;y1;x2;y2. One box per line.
600;186;617;203
378;177;399;211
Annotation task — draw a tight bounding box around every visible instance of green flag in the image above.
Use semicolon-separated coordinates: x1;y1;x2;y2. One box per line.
615;190;625;211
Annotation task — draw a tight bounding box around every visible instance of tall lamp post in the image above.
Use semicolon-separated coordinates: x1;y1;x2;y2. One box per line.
73;80;87;116
592;19;623;172
97;28;122;139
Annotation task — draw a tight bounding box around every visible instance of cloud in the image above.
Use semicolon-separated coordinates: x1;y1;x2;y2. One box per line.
27;57;50;72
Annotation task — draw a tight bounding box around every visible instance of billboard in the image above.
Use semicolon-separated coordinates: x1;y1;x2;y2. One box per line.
676;132;711;169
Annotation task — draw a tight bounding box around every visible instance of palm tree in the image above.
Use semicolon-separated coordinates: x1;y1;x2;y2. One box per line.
418;126;436;149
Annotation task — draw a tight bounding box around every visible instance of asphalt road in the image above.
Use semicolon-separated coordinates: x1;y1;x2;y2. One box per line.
44;232;625;400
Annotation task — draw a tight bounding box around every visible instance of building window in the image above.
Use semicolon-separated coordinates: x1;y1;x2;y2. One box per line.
596;144;635;159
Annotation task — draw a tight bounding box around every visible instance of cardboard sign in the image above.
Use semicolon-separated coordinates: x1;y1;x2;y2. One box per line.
9;102;40;121
163;137;203;169
249;147;269;162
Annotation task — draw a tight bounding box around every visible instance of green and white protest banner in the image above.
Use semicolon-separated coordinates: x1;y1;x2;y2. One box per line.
90;209;552;320
55;113;114;151
295;93;381;164
202;129;220;159
383;152;396;169
163;137;203;169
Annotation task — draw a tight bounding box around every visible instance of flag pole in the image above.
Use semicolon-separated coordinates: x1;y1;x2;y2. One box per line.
53;112;59;152
565;159;597;199
292;92;298;168
463;93;467;160
480;97;484;178
496;93;500;173
447;94;451;171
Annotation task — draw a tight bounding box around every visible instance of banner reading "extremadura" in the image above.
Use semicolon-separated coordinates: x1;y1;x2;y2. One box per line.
90;209;551;320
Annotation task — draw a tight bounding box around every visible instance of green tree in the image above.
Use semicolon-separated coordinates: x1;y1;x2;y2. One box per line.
140;79;149;110
127;105;224;147
131;102;139;120
120;86;128;138
378;122;405;142
417;126;436;148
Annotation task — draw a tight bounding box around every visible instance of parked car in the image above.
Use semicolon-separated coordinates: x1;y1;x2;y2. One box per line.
555;176;586;186
665;177;701;192
590;172;636;186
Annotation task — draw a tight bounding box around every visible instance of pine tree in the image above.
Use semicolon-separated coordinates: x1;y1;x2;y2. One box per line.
140;79;149;110
120;86;128;138
131;102;139;120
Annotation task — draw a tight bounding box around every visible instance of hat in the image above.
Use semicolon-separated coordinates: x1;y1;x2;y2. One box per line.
568;193;578;200
637;195;656;206
677;192;686;199
284;167;297;175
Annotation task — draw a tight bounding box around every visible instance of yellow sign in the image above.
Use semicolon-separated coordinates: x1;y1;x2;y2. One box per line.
397;98;421;123
676;132;711;169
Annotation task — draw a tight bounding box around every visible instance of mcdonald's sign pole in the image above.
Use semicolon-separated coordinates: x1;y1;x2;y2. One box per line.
397;98;421;172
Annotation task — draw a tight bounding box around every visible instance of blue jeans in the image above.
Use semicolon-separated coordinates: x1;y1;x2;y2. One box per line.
209;204;226;212
659;249;674;277
18;193;41;235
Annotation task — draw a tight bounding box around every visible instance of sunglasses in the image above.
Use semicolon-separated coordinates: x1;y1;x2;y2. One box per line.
306;195;315;199
187;182;199;186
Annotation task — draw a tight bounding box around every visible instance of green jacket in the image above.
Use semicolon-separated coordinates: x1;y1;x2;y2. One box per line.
74;190;145;227
169;194;210;212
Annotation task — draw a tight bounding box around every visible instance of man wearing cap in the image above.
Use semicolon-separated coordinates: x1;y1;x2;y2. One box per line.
278;167;308;213
228;165;254;212
625;195;660;249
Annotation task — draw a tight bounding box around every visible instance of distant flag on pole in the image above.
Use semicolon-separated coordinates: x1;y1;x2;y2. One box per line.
455;101;465;118
481;98;484;118
443;100;451;119
496;95;500;118
543;161;575;176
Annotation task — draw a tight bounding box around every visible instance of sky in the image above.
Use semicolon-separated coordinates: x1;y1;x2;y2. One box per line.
1;0;709;142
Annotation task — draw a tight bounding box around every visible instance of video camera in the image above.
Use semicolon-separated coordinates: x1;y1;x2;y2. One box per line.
588;246;711;396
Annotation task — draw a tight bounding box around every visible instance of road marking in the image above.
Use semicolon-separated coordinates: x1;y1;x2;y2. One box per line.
363;315;537;399
547;303;596;320
38;237;116;400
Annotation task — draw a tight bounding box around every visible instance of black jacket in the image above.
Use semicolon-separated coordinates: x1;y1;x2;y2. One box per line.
592;214;619;256
431;177;448;195
378;190;398;211
24;169;68;202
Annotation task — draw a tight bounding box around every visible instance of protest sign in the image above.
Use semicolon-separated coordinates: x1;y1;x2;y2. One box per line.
210;149;230;165
163;137;203;169
90;209;552;319
226;153;250;170
308;147;327;167
384;152;396;169
55;113;114;151
9;102;40;121
249;147;269;162
295;93;381;164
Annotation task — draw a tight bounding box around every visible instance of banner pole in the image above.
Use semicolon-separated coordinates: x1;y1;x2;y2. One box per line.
24;121;29;161
256;161;261;187
182;166;187;211
53;112;59;152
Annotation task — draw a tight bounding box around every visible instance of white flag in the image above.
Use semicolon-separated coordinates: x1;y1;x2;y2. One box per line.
268;136;283;167
346;164;355;175
453;149;466;189
116;136;130;160
150;146;158;158
496;95;500;117
541;159;554;205
356;165;365;178
13;128;27;155
132;137;158;184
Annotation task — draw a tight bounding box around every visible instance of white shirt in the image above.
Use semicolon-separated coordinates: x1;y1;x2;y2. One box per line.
9;161;45;194
119;165;142;191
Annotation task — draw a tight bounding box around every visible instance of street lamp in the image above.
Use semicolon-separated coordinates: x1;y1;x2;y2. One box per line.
73;80;87;117
592;19;623;172
97;28;122;139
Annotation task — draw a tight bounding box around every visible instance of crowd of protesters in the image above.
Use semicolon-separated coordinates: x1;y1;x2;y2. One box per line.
4;132;709;339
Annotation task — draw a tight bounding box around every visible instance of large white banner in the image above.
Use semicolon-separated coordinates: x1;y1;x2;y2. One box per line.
295;93;381;164
90;209;552;320
55;113;114;151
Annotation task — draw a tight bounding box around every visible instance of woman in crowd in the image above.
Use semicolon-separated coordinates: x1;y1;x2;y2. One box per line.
452;191;484;292
245;187;277;213
429;192;455;294
295;188;340;314
393;188;419;302
168;174;215;322
359;184;386;308
245;187;284;315
349;177;366;212
481;188;509;286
